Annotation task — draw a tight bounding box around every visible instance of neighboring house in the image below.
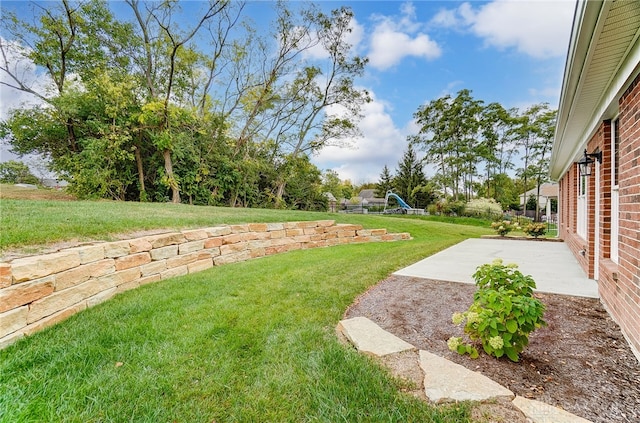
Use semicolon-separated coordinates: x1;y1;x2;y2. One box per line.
518;183;559;210
357;189;386;208
549;0;640;360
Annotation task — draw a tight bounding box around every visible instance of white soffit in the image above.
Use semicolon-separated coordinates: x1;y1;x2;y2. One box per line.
551;0;640;180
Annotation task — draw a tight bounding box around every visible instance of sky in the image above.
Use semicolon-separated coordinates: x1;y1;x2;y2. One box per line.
0;0;577;184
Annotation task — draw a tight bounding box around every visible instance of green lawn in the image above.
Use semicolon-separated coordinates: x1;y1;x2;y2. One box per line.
0;198;491;422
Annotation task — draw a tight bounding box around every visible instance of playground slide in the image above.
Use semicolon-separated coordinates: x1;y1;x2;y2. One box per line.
385;191;411;209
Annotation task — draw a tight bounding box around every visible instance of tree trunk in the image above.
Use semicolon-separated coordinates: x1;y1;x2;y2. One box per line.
134;146;146;201
163;149;180;203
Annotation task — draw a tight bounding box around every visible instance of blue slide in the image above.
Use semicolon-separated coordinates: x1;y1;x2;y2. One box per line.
384;190;412;212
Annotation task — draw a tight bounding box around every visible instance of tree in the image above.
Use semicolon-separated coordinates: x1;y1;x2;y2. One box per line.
514;103;556;220
411;89;484;200
393;144;426;205
0;160;39;184
375;165;394;198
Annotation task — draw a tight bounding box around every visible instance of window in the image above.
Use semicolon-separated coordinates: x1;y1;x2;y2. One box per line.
577;168;587;239
611;118;619;263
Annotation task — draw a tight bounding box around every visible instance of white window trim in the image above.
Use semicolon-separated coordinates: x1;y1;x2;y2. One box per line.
577;169;588;240
611;118;620;263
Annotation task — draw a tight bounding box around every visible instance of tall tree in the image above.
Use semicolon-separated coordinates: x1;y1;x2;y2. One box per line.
393;144;426;205
411;89;483;200
375;164;394;198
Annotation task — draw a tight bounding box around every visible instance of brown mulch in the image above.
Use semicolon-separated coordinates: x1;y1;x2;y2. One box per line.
344;275;640;423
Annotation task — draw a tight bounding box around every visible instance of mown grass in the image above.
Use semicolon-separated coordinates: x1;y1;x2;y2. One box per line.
0;196;493;422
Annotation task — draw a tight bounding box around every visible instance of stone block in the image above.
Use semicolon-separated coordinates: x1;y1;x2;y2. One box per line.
327;224;362;232
161;265;188;279
419;350;513;403
254;231;271;240
221;234;244;245
179;240;205;255
0;305;28;338
115;253;151;271
230;224;249;233
138;274;161;286
353;236;372;243
11;251;81;282
220;243;248;255
213;250;251;265
270;230;286;239
0;277;55;313
149;233;186;248
266;223;284;231
150;245;178;261
304;227;326;235
97;268;141;289
337;317;415;357
140;261;167;277
248;223;268;232
25;302;87;336
129;238;153;253
317;220;335;227
167;252;199;268
55;259;116;291
205;247;221;257
0;331;24;350
205;226;231;237
286;228;304;237
250;248;266;258
265;245;289;255
337;230;357;238
116;279;139;294
204;237;222;248
104;241;131;258
86;287;117;308
0;263;12;288
67;244;105;264
181;229;209;241
187;259;213;273
27;279;102;323
247;240;271;249
293;235;311;243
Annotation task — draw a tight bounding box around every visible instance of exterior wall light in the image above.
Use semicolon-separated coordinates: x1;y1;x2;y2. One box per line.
577;149;602;176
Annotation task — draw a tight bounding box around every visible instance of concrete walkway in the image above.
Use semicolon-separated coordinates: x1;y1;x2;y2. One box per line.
338;316;593;423
394;238;599;298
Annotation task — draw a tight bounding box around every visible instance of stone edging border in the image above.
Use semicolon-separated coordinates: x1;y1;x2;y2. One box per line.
1;220;410;349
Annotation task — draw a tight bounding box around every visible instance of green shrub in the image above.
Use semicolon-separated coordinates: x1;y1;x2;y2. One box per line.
464;198;502;219
522;222;547;238
490;220;518;236
448;259;546;362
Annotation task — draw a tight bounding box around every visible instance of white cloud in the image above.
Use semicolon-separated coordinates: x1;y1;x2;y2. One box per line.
431;0;574;59
367;2;441;71
312;92;410;183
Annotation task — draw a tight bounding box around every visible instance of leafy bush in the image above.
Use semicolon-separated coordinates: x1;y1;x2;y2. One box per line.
435;199;465;216
448;259;546;362
490;220;518;236
523;222;546;238
463;197;502;219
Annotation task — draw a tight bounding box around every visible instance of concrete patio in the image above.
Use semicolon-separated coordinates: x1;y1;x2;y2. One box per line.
394;238;599;298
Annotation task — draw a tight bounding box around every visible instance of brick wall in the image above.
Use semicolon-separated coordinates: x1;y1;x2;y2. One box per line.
0;220;410;349
557;73;640;360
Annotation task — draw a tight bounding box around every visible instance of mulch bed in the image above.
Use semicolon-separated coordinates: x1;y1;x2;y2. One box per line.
345;275;640;423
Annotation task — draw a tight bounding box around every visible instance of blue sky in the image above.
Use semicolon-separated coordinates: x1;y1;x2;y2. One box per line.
0;0;576;184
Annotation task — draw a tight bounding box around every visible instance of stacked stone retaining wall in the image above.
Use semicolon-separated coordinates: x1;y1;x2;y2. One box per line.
0;220;410;349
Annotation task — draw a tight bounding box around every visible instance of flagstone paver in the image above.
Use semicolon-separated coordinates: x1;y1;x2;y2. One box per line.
337;316;594;423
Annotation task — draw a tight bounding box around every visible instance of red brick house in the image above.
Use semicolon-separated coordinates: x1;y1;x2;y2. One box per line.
550;0;640;361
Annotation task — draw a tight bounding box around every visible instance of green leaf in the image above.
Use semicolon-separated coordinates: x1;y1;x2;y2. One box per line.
506;319;518;333
505;347;519;362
